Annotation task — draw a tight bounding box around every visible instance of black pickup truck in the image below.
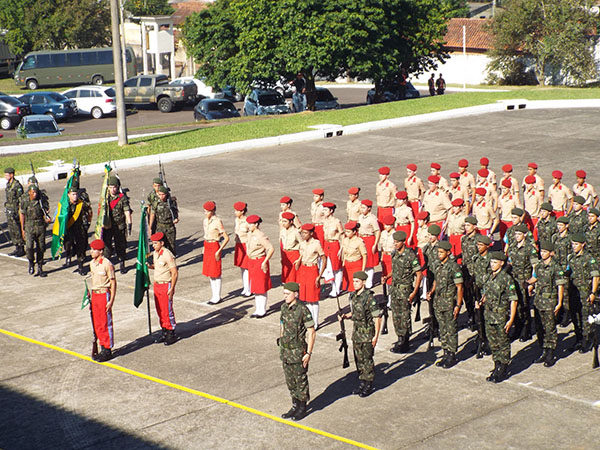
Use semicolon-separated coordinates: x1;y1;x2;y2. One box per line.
123;74;197;112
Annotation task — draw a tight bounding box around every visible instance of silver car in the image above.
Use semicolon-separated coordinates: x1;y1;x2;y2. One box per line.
243;89;291;116
17;114;63;139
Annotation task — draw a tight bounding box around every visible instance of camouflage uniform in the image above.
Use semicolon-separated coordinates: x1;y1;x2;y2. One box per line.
5;177;24;248
507;240;539;339
585;222;600;260
65;200;91;261
483;268;518;363
103;192;131;261
19;191;48;266
279;301;314;402
422;241;440;336
147;190;160;234
461;232;479;323
472;251;492;347
537;216;556;244
568;250;599;344
350;288;382;382
153;197;178;256
504;224;534;249
568;210;588;235
389;247;421;339
532;258;567;350
431;258;463;353
553;231;572;321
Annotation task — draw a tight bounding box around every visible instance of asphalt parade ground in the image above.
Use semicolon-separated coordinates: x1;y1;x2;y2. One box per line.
1;107;600;450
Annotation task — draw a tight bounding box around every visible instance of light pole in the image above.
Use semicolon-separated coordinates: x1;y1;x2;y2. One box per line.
110;0;128;146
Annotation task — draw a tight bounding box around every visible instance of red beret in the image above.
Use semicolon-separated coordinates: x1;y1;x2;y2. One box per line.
361;199;373;207
576;170;587;178
551;170;563;179
150;232;164;241
280;196;292;203
524;175;536;184
233;201;247;211
475;187;487;196
406;163;417;171
502;164;513;172
449;172;460;179
480;157;489;165
246;214;261;224
344;221;358;230
451;198;464;207
281;212;295;220
416;211;429;220
458;159;469;167
478;168;489;177
430;162;441;170
396;191;408;200
501;178;512;188
382;215;395;225
322;202;336;209
301;223;315;231
378;166;390;175
348;187;360;195
428;175;440;184
90;239;105;250
203;201;216;211
312;188;324;195
528;162;538;169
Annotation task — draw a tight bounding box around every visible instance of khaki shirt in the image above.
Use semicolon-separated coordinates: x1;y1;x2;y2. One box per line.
572;182;597;206
376;179;397;208
153;247;176;283
311;201;326;225
522;173;544;195
523;188;542;218
323;216;342;241
204;215;225;241
472;199;497;229
476;180;498;209
438;176;450;193
357;213;378;236
498;193;520;221
394;203;414;226
379;229;396;253
422;189;452;222
247;229;273;259
446;211;466;235
280;226;301;251
346;199;361;222
459;172;476;198
90;257;115;290
235;216;249;244
279;209;301;229
548;183;573;212
416;225;430;249
500;175;520;198
342;235;367;262
405;176;425;201
299;238;324;265
449;185;469;205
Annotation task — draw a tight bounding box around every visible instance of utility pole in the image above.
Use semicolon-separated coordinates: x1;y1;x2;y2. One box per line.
110;0;128;146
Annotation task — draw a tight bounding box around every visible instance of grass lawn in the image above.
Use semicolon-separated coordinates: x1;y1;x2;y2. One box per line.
2;86;600;175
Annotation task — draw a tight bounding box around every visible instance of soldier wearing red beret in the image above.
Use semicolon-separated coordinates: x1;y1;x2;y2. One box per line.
457;159;476;206
573;170;598;208
358;199;380;288
341;221;367;292
446;198;466;259
547;171;573;218
405;164;425;220
522;162;544;199
322;202;344;297
478;157;497;190
498;178;521;238
310;189;326;246
279;196;302;229
394;191;415;247
430;162;449;192
203;201;229;304
422;175;452;234
280;211;302;284
234;201;251;296
295;223;325;328
448;172;470;214
89;239;116;361
346;187;361;222
246;215;275;318
523;175;542;235
500;164;520;200
376;166;397;229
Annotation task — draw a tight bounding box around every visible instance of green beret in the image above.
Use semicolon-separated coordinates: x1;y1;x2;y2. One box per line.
283;282;300;292
476;234;492;245
539;241;554;251
153;177;163;185
393;230;407;241
540;202;553;212
514;223;529;233
428;224;441;236
490;251;507;261
573;195;585;204
107;176;120;186
27;184;39;192
557;216;569;224
4;167;15;174
158;186;168;194
589;208;600;217
571;233;586;243
68;186;78;193
353;271;368;281
437;241;452;251
511;208;524;216
28;176;38;183
465;216;477;225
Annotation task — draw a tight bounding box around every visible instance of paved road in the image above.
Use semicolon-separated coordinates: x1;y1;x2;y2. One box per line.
1;107;599;449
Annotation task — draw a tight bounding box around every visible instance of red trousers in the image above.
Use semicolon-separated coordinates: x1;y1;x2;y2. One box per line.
381;253;392;285
314;224;325;246
281;249;300;283
202;241;221;277
248;256;272;294
499;221;512;239
154;282;176;330
298;264;320;303
234;242;248;269
91;291;113;349
448;234;462;262
395;224;413;247
377;206;394;229
324;240;342;271
360;235;380;268
343;259;363;291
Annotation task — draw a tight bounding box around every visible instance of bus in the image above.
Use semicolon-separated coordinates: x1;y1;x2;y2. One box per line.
14;47;137;90
0;38;17;78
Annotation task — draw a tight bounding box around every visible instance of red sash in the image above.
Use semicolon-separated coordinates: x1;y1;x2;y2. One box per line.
109;193;124;210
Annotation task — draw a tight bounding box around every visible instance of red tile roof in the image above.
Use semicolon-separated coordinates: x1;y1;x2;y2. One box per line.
444;18;493;51
171;1;209;26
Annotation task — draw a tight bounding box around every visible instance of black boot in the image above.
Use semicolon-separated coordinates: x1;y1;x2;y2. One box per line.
28;260;35;275
390;340;403;354
487;361;500;382
77;259;86;276
281;399;298;419
292;400;307;420
8;247;17;256
14;245;25;257
400;334;410;352
120;260;126;274
359;382;373;397
519;324;531;342
493;363;509;383
96;346;112;362
534;349;548;364
37;263;46;278
154;328;167;344
573;338;583;352
436;349;448;367
543;349;556;367
580;338;592;354
560;311;570;327
442;352;458;369
164;329;178;346
352;380;366;395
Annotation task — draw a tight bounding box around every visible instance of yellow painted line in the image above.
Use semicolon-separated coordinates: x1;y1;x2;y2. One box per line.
0;328;378;450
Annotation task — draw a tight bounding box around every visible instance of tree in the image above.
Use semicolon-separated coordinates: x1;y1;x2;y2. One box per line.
0;0;111;56
488;0;599;86
182;0;460;109
123;0;174;16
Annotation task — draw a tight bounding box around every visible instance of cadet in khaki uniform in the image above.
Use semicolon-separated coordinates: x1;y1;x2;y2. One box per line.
479;157;497;189
280;211;302;284
339;271;382;397
547;170;573;217
498;178;520;239
553;216;572;327
341;221;367;292
148;232;178;345
19;185;52;277
103;176;132;274
203;201;229;304
527;241;566;367
246;215;275;317
568;196;588;236
376;166;397;227
234;201;251;295
279;196;302;229
149;186;179;256
379;215;397;298
449;172;469;213
501;164;520;200
322;202;344;297
521;162;545;199
472;187;499;236
295;223;325;328
310;188;326;245
346;187;361;222
4;167;25;256
357;199;380;288
457;159;476;206
481;252;518;383
405;163;425;219
394;191;415;247
383;230;422;353
573;170;598;208
446;198;466;259
523;175;542;236
476;168;498;210
536;203;556;245
415;211;430;250
422;175;452;232
279;282;315;421
429;162;449;192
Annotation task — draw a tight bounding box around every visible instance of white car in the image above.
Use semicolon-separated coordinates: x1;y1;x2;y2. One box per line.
170;77;215;99
62;86;116;119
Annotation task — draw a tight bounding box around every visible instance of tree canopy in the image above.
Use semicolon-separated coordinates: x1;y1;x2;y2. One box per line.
488;0;599;86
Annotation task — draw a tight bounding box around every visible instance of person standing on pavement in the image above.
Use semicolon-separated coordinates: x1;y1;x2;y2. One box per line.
568;196;588;236
421;175;452;234
428;73;436;96
295;223;325;329
501;164;520;200
376;166;397;228
357;199;380;289
279;282;315;421
461;216;480;329
430;162;449;193
547;171;573;218
536;203;557;245
572;170;598;208
203;201;230;304
521;162;545;199
280;212;302;284
553;216;572;327
19;185;52;277
322;202;343;297
146;178;163;234
149;186;179;256
234;201;251;295
449;172;470;214
405;163;425;220
65;187;93;275
310;188;326;246
446;198;466;258
246;215;274;318
103;176;132;274
4;167;25;257
148;232;178;345
457;159;476;210
341;221;367;292
393;191;415;247
472;188;499;236
435;74;446;95
279;196;301;229
346;187;362;222
498;179;520;239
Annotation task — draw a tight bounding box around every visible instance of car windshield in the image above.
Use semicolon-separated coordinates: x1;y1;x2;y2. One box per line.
27;120;58;133
0;96;21;105
47;92;67;102
258;93;284;106
316;90;334;101
207;101;235;112
104;88;116;97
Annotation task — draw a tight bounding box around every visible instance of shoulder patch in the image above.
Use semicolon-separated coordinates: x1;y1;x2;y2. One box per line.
509;284;515;290
454;272;462;278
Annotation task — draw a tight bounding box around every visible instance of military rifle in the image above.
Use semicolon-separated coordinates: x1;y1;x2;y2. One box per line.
413;294;422;322
29;160;52;221
475;298;485;358
588;309;600;369
335;295;350;369
425;294;436;351
380;282;389;335
158;159;176;222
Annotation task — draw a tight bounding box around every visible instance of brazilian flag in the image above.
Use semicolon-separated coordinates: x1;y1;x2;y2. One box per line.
50;167;76;259
134;204;150;308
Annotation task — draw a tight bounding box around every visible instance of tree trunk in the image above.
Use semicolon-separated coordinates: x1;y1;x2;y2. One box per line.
535;60;545;86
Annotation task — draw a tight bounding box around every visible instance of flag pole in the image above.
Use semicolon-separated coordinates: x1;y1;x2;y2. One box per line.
146;289;152;336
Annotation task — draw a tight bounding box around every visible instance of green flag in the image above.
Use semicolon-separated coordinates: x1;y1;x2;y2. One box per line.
81;279;91;310
134;204;150;308
51;166;76;259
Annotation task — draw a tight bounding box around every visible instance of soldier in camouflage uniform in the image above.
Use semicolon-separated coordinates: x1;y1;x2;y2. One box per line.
527;241;566;367
383;230;422;353
4;167;25;256
585;207;600;260
428;241;463;368
19;185;52;277
22;176;50;214
146;178;163;234
279;282;315;421
149;186;179;256
553;216;572;327
461;216;479;329
568;233;600;352
568;196;588;236
64;187;93;275
536;203;556;245
482;252;518;383
422;224;442;342
102;176;132;274
472;234;492;357
339;271;382;397
507;223;539;341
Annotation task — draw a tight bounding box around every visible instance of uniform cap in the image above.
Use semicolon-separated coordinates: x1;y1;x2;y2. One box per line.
573;195;585;204
476;234;492;245
540;241;554;251
477;168;489;177
107;176;120;186
451;198;464;207
428;224;441;236
203;201;216;211
393;230;407;241
416;211;429;220
437;241;452;251
449;172;460;179
524;175;536;184
480;157;489;165
430;162;441;170
576;170;587;178
28;176;38;183
406;163;417;171
158;186;168;194
428;175;440;184
312;188;324;195
283;282;300;292
475;187;486;196
361;199;373;207
501;178;512;188
557;216;570;224
152;177;163;185
280;196;292;203
322;202;336;209
458;159;469;167
571;233;586;243
382;215;395;225
301;223;315;231
511;207;524;216
233;201;247;211
150;232;164;241
3;167;14;174
68;186;78;193
396;191;408;200
27;184;39;192
552;170;563;179
348;187;360;195
540;202;553;212
246;214;261;224
589;207;600;217
378;166;390;175
344;221;359;230
528;162;538;169
353;271;368;281
502;164;513;172
465;216;478;225
281;212;295;220
490;251;507;261
514;223;529;233
90;239;105;250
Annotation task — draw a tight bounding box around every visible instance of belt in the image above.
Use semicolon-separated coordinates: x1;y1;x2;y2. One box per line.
302;263;318;267
249;256;265;260
92;289;108;294
155;281;170;285
283;247;299;252
359;234;374;237
313;223;323;226
383;251;393;255
204;239;219;243
325;239;339;243
345;258;361;263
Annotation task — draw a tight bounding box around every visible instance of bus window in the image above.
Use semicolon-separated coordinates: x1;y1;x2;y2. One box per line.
98;50;112;65
22;56;35;70
81;52;97;65
66;52;81;66
36;55;51;69
51;54;65;67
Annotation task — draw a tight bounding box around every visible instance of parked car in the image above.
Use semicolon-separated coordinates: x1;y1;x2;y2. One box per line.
194;98;240;121
18;91;77;121
0;95;32;130
313;87;340;111
16;114;63;139
124;74;197;112
243;89;291;116
171;77;215;99
214;85;244;103
366;81;421;104
62;85;116;119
